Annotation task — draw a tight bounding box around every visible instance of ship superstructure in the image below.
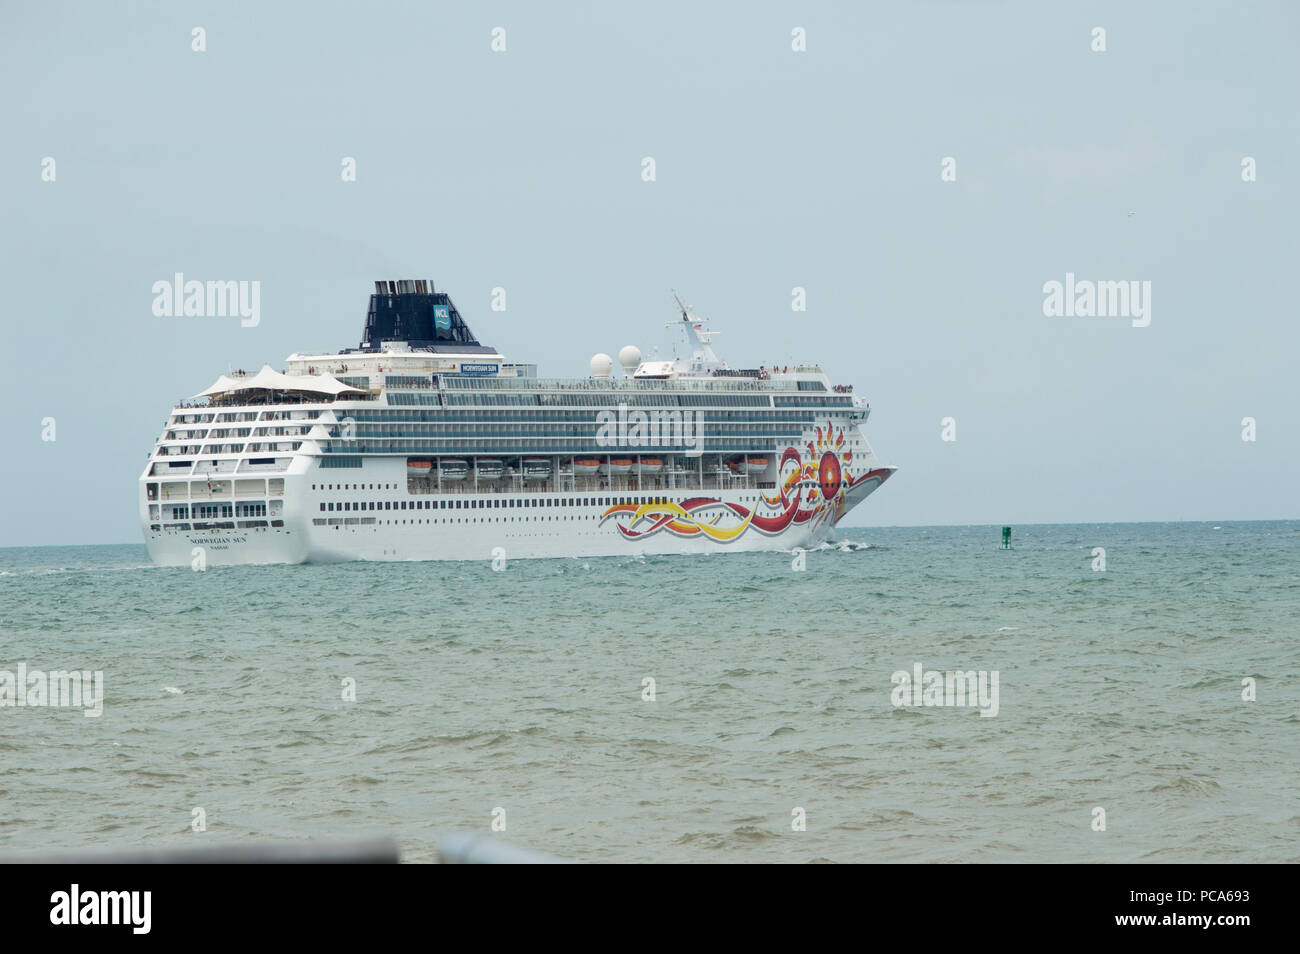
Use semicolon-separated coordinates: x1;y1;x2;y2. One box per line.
140;280;895;564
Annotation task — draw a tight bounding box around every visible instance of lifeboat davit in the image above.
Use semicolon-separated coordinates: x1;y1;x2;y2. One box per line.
573;458;601;476
439;459;469;481
522;457;552;480
407;459;433;479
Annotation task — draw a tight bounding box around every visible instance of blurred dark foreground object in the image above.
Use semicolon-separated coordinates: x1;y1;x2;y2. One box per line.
0;834;567;863
0;837;400;864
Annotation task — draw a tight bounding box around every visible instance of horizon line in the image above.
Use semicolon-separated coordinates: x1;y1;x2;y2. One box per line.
2;517;1298;551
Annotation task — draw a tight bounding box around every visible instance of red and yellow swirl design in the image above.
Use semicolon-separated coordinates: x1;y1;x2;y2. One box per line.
600;421;891;542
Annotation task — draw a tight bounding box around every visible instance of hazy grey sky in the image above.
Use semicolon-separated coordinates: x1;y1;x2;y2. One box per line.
2;1;1297;545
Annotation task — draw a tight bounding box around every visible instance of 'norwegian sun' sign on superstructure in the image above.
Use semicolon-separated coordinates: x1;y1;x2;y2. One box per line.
140;281;895;564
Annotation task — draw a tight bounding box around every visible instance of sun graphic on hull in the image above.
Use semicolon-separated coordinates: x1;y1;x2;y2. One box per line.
768;420;858;523
818;451;842;501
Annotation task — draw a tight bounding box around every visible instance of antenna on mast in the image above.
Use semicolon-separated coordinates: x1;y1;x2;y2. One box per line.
671;289;691;322
662;289;725;372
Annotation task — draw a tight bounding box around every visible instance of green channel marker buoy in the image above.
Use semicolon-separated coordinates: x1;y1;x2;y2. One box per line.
1001;526;1012;549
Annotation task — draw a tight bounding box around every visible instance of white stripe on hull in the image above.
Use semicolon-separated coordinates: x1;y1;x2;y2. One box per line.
142;416;895;566
143;478;889;566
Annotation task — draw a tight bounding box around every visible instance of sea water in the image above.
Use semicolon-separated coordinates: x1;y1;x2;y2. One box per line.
1;521;1296;862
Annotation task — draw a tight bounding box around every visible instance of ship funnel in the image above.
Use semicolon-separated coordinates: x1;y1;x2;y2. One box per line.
361;279;484;350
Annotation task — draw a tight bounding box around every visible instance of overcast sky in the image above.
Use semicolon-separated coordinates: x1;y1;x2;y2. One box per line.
2;1;1296;546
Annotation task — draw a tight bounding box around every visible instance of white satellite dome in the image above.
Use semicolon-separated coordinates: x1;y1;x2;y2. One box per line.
618;345;642;373
590;353;614;377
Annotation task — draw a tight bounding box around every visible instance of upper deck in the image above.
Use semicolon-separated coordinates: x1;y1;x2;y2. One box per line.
149;279;872;483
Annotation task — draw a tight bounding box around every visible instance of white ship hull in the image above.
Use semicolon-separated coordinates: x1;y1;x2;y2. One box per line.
142;454;894;566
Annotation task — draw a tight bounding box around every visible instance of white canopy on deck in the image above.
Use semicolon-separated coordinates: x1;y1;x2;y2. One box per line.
195;365;365;398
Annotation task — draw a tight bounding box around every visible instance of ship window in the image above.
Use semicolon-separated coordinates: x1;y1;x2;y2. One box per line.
328;503;334;511
320;503;325;511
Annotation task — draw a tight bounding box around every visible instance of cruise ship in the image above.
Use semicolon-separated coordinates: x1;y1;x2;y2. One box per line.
140;281;895;564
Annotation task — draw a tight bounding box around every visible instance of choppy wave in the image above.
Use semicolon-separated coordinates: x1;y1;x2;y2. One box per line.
1;522;1297;862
